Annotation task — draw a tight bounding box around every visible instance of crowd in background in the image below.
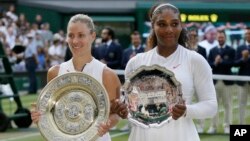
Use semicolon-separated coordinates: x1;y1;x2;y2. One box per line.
0;5;248;72
0;5;67;72
187;25;250;134
1;4;250;133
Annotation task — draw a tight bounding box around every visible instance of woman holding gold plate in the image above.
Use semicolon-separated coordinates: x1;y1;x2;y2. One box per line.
31;14;128;141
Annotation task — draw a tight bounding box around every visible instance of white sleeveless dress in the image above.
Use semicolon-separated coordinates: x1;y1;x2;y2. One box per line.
58;58;111;141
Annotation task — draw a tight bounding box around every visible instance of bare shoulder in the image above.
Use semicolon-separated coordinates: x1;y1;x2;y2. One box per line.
47;65;60;83
103;67;117;79
103;67;121;86
102;67;121;100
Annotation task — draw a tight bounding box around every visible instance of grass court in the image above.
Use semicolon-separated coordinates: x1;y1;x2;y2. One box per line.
1;92;250;141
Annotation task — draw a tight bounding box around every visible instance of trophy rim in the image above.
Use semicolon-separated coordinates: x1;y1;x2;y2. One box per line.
37;72;110;141
125;65;181;87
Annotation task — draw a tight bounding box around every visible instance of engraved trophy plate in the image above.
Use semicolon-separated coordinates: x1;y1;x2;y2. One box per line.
37;72;110;141
124;65;183;126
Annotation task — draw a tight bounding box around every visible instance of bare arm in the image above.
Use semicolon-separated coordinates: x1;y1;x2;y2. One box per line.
103;67;121;124
47;65;60;83
98;67;121;136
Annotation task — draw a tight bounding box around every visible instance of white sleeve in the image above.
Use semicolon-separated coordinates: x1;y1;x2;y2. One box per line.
185;53;218;119
124;55;137;80
48;46;53;55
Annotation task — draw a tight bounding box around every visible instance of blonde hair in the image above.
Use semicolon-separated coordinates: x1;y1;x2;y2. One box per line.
68;14;95;33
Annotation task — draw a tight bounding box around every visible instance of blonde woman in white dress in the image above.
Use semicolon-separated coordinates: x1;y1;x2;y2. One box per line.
31;14;128;141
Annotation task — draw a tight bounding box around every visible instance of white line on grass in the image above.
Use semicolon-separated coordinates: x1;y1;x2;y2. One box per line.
1;96;248;141
218;100;250;112
0;133;40;141
111;131;129;138
0;131;129;141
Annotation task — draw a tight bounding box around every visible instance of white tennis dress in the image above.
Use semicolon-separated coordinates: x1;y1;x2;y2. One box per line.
58;58;111;141
125;45;217;141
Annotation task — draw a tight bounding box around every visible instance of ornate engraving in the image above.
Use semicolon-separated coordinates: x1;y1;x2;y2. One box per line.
37;72;110;141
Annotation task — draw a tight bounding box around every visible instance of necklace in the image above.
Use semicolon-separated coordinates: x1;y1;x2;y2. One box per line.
72;57;92;72
80;64;86;72
72;61;87;72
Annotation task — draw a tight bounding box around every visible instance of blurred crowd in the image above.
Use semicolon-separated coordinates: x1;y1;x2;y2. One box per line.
0;5;67;71
0;5;248;73
186;24;250;134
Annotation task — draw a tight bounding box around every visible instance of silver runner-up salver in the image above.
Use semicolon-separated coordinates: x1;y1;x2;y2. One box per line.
124;65;184;127
37;72;110;141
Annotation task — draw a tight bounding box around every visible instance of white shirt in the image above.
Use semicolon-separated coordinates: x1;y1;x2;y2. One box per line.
198;40;218;57
48;44;65;66
125;45;217;141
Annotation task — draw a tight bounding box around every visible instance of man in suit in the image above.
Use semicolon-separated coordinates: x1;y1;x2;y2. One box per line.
94;27;123;69
207;30;235;134
119;31;144;131
121;31;144;69
234;27;250;125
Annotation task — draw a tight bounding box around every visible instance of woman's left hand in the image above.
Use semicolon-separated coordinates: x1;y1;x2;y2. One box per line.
171;103;186;120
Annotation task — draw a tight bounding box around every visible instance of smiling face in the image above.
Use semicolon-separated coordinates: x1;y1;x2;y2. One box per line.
66;21;96;57
152;8;182;49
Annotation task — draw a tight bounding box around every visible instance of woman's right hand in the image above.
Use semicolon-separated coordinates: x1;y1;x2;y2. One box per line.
31;103;41;124
110;99;128;119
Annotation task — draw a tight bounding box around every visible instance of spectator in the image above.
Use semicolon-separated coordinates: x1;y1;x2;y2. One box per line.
6;5;18;22
121;31;145;69
234;27;250;125
187;28;206;59
226;22;246;48
35;14;43;29
94;27;123;69
207;30;235;134
40;22;53;46
48;33;65;67
198;25;218;57
16;13;28;34
24;32;38;94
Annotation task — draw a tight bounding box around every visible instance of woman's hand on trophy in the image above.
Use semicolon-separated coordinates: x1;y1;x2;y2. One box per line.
98;120;111;136
171;103;187;120
31;103;41;124
110;99;128;119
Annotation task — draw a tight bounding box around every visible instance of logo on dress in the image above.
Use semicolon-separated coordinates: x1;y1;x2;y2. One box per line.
173;64;181;69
